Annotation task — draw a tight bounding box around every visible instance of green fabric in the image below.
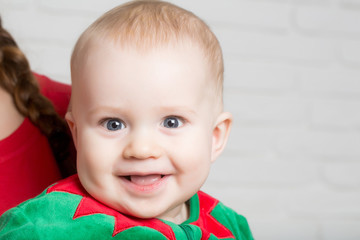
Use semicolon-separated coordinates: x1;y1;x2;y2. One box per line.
210;202;253;240
114;227;169;240
0;187;253;239
182;193;200;224
0;192;116;239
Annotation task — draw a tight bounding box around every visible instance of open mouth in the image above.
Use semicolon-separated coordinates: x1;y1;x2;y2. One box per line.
122;174;166;186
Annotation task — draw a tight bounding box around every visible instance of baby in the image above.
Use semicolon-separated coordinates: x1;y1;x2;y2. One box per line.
0;1;253;239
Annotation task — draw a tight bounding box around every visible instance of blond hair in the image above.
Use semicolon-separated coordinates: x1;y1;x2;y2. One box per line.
71;0;224;99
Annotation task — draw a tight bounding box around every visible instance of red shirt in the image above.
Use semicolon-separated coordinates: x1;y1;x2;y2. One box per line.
0;73;71;215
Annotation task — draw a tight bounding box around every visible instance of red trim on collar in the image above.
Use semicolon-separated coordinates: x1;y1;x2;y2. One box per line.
190;191;235;239
47;175;175;239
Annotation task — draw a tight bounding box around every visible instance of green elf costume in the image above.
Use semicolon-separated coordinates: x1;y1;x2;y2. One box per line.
0;175;253;239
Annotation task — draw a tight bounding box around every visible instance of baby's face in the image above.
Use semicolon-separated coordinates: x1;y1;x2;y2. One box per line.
67;40;224;223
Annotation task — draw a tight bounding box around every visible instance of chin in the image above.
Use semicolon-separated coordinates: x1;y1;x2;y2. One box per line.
125;209;163;219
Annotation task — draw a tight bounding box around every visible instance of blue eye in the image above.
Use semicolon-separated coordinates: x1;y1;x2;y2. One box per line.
104;119;125;131
163;117;183;128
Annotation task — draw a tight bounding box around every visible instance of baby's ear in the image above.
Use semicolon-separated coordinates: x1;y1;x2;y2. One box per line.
65;112;78;149
211;112;233;163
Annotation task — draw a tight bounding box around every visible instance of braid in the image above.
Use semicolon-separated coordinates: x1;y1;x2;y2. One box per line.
0;19;75;177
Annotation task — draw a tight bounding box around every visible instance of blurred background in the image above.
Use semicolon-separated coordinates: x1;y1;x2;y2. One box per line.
1;0;360;239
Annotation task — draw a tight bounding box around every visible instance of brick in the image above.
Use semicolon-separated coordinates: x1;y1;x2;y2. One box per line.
224;60;297;91
171;0;291;30
321;163;360;189
21;42;72;84
250;219;318;240
225;126;313;159
311;100;360;128
340;40;360;66
277;130;360;157
0;9;91;44
299;67;360;96
321;222;360;240
340;0;360;11
284;185;360;218
38;0;123;14
201;185;284;216
206;155;318;187
38;0;292;33
202;185;318;239
225;93;307;124
291;0;331;5
226;126;277;154
294;6;360;36
204;182;360;239
217;28;335;63
0;0;32;10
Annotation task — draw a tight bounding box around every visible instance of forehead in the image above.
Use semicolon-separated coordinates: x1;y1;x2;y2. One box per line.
71;40;216;111
76;39;206;76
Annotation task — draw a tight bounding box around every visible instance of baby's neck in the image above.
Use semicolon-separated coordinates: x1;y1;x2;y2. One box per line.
158;202;189;224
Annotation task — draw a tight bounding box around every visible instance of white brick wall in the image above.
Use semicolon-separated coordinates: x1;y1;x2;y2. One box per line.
1;0;360;239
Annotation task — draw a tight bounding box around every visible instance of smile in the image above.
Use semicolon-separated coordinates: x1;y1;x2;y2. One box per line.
119;174;169;193
125;174;165;185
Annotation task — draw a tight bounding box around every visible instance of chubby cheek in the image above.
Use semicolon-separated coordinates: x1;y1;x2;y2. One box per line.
76;128;116;182
173;130;213;182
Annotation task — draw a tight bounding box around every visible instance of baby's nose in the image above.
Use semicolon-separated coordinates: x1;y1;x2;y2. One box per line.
122;130;162;160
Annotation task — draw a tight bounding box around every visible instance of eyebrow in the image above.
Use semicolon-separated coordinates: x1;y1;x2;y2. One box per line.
88;106;126;117
88;105;197;117
157;106;197;115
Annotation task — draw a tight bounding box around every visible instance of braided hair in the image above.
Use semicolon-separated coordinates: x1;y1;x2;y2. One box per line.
0;17;76;177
